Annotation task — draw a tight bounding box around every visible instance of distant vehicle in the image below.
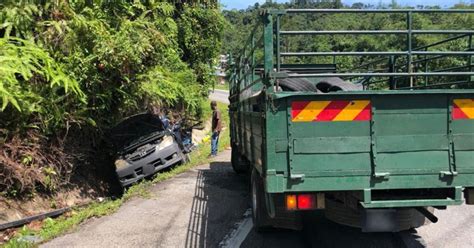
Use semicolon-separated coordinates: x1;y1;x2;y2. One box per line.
109;113;187;187
229;9;474;232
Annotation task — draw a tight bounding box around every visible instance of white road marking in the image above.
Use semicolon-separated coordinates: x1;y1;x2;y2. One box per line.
219;209;253;248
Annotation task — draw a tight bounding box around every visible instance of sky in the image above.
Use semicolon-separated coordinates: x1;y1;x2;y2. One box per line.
220;0;470;10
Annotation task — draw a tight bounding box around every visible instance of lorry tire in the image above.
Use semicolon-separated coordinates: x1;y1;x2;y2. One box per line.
231;144;249;174
316;77;362;92
279;78;317;92
251;168;272;231
250;169;303;231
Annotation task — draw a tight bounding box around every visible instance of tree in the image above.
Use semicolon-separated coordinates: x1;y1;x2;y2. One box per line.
390;0;400;9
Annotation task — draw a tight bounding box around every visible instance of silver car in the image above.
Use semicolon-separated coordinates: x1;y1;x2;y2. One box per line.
110;114;186;187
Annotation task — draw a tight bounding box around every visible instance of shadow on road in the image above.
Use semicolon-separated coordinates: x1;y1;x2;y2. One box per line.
181;159;426;248
302;212;426;248
242;211;426;248
184;160;249;247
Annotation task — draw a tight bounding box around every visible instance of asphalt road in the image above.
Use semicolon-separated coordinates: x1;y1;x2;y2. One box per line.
209;89;229;104
43;150;474;248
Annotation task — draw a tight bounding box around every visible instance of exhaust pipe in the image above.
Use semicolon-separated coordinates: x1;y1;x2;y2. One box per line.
415;207;438;223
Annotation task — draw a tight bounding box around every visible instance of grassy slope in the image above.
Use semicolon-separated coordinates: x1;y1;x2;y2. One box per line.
4;101;230;248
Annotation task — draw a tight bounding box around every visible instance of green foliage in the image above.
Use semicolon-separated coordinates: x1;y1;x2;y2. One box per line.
138;66;203;113
0;0;224;196
0;1;40;39
0;37;84;133
1;0;225;133
177;6;226;86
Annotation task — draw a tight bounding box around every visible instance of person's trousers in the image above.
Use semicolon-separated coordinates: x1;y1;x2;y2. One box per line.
211;131;220;155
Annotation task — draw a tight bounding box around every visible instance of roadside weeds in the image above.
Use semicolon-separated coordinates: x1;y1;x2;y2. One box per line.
2;102;230;248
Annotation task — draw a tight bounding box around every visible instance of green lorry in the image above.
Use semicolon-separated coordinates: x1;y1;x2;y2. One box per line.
229;9;474;232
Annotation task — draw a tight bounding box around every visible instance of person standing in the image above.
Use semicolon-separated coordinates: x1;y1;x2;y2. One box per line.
210;101;222;157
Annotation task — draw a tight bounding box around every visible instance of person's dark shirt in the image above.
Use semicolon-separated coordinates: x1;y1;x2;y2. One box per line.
212;109;222;132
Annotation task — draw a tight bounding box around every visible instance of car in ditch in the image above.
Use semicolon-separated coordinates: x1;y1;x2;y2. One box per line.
109;113;187;187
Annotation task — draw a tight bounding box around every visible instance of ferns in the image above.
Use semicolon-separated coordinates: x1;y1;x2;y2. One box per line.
139;66;203;113
0;2;40;39
0;0;221;128
0;37;83;117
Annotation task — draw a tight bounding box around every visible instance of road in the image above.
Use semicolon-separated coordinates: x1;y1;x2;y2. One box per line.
209;89;229;104
43;150;474;248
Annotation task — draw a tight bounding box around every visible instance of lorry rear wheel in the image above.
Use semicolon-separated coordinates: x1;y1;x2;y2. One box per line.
251;168;271;232
231;144;249;174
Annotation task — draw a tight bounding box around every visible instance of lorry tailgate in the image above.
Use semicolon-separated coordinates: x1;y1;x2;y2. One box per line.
287;92;474;190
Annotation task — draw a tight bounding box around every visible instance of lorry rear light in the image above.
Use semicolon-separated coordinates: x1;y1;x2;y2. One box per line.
286;195;297;210
297;194;316;210
286;194;325;210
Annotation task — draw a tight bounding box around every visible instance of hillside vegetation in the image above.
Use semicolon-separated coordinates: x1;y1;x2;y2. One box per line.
0;0;224;196
223;1;474;89
2;0;474;199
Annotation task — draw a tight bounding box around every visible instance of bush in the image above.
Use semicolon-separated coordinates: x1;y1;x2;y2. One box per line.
0;1;224;196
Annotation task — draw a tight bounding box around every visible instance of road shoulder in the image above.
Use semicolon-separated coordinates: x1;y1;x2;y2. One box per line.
42;150;250;248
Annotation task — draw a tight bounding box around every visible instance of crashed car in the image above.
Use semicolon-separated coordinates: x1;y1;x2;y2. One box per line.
109;113;186;187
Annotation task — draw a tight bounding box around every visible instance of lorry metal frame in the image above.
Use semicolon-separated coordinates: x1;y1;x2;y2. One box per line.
229;9;474;232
